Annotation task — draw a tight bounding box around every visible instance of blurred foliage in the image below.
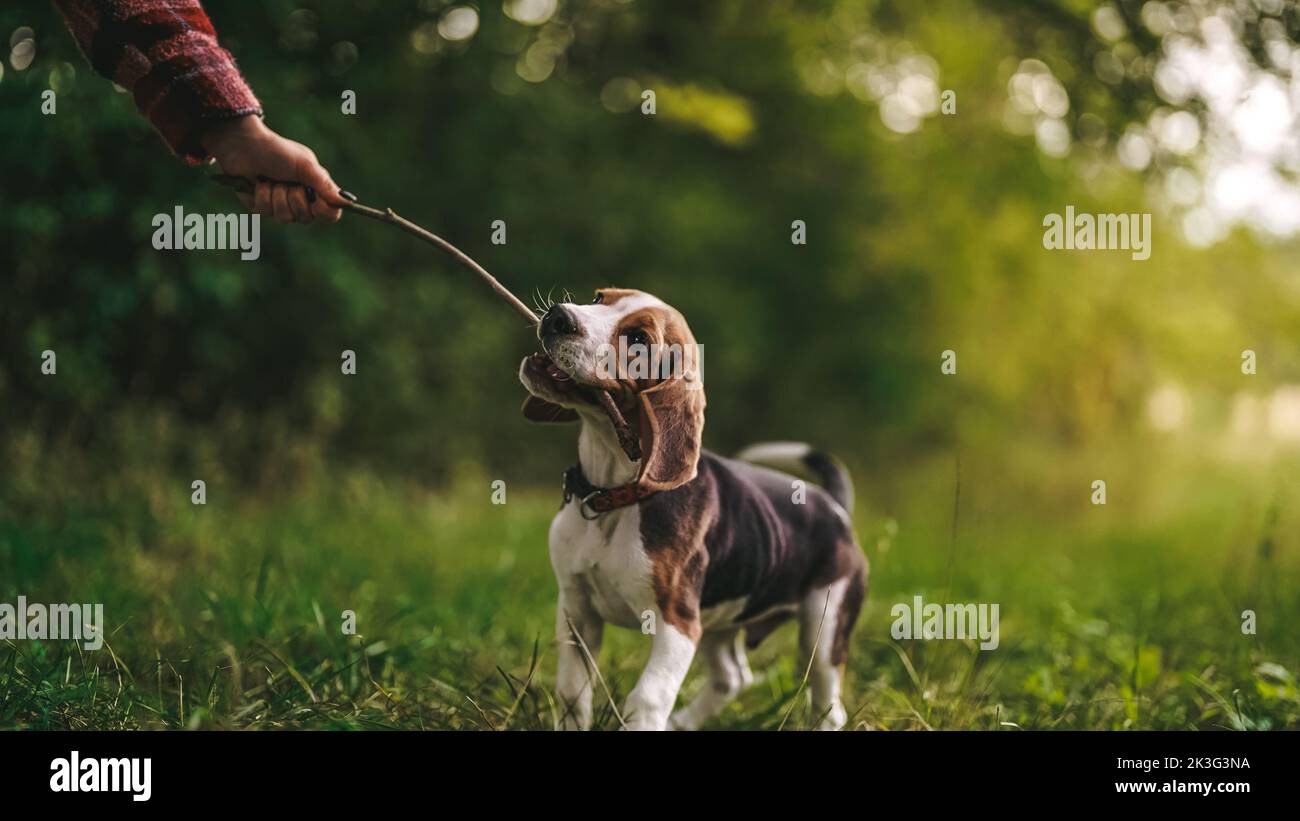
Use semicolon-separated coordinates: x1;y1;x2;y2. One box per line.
4;0;1297;483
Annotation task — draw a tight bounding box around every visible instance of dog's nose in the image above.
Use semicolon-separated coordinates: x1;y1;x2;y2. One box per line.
541;304;580;339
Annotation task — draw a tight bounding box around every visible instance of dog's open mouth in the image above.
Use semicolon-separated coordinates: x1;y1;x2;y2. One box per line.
525;351;593;400
523;351;642;460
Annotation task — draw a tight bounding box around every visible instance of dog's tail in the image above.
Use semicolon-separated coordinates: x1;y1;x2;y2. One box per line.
734;441;854;515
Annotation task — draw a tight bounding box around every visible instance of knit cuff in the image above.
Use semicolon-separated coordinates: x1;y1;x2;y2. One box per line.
133;44;263;164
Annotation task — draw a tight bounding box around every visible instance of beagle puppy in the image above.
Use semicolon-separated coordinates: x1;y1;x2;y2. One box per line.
519;288;867;730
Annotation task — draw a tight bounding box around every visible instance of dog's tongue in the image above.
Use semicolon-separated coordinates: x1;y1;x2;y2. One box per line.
531;351;571;382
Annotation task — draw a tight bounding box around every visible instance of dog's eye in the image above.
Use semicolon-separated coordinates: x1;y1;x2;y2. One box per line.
591;294;602;304
624;329;650;346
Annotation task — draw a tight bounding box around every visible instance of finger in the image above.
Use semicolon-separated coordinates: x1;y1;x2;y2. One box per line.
253;182;274;216
309;189;342;223
296;151;348;208
271;184;294;224
288;186;313;224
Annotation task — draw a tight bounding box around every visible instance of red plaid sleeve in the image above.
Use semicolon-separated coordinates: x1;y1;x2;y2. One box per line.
53;0;263;164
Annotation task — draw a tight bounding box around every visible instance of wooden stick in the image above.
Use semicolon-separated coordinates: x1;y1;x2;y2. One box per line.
210;174;539;327
596;391;640;461
209;174;646;465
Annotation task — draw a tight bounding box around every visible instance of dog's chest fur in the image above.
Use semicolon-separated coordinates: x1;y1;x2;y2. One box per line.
547;488;761;635
548;502;654;630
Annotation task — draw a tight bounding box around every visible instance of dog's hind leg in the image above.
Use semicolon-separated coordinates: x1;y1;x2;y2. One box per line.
668;628;752;730
798;570;862;731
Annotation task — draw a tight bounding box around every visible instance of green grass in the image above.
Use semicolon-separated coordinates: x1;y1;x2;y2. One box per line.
1;436;1298;730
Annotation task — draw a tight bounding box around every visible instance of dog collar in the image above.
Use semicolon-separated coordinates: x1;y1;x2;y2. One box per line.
563;464;657;519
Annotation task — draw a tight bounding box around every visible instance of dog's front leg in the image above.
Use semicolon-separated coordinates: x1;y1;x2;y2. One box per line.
622;620;699;731
555;590;603;731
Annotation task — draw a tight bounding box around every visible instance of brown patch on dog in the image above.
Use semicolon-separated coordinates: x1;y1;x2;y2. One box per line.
832;550;868;666
649;546;707;643
646;537;709;643
592;287;641;306
639;475;719;645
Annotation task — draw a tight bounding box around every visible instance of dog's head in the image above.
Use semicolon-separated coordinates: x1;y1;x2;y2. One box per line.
519;288;705;490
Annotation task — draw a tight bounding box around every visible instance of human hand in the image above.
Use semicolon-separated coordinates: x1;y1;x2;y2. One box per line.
201;116;345;224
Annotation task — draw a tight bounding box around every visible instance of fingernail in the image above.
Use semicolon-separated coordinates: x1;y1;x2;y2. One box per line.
339;189;358;202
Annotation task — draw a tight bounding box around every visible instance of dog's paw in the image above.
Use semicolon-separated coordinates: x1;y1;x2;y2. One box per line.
816;702;848;731
667;708;700;731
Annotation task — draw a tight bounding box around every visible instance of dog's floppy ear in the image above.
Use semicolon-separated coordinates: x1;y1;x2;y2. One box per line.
522;396;579;423
636;350;705;492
